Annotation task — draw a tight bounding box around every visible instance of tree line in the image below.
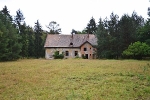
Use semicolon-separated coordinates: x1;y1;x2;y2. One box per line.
0;5;150;61
0;6;46;61
84;12;150;59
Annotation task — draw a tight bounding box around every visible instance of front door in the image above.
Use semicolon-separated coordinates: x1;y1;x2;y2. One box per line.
85;54;88;59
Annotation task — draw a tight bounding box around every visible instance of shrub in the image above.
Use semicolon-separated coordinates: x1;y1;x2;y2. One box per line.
122;41;150;59
53;51;64;59
82;54;86;59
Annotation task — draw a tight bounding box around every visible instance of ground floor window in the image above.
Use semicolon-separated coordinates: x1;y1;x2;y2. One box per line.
74;51;78;56
65;51;69;56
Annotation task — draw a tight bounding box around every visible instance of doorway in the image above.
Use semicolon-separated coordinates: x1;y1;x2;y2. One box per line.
85;54;88;59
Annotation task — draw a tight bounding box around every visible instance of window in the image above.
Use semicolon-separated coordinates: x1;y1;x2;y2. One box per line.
70;42;73;45
65;51;69;56
84;48;87;51
74;51;78;56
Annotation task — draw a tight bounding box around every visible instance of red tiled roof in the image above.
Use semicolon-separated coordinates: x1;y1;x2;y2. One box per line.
44;34;97;48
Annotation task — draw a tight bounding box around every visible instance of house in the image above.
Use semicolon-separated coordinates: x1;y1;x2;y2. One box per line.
44;34;97;59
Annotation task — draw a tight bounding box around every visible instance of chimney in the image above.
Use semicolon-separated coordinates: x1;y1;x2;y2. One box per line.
70;30;74;47
71;33;73;38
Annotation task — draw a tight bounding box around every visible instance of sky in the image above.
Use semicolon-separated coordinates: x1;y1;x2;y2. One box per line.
0;0;149;34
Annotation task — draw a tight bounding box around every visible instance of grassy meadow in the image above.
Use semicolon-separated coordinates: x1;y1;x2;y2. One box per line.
0;59;150;100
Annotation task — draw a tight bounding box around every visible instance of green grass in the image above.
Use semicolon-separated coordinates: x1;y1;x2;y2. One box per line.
0;59;150;100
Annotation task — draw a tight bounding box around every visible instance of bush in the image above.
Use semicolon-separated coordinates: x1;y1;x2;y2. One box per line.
53;51;64;59
82;54;86;59
122;41;150;59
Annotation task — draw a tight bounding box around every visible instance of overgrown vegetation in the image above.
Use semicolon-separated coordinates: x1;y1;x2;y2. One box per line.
0;59;150;100
122;41;150;59
53;51;64;59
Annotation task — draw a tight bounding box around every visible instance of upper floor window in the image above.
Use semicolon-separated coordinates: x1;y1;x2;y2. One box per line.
84;48;87;51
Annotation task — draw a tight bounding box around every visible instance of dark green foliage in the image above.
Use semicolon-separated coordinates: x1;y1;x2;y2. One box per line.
119;12;144;51
0;6;46;60
46;21;61;34
53;51;64;59
96;12;145;59
71;29;77;34
86;17;97;34
138;19;150;46
14;9;30;58
1;5;13;21
34;20;43;58
0;8;22;61
82;54;86;59
27;26;35;57
122;41;150;59
96;18;109;58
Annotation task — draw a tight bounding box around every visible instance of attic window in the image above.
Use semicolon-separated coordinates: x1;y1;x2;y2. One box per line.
70;42;73;45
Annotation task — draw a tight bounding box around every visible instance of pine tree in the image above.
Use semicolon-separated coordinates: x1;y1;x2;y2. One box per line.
86;17;97;34
0;8;22;61
34;20;43;58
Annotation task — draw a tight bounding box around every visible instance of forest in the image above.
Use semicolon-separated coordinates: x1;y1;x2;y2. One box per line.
0;5;150;61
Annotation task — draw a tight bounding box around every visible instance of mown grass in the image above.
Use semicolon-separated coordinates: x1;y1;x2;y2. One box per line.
0;59;150;100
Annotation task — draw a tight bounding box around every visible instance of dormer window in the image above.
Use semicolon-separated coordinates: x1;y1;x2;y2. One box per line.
70;42;73;45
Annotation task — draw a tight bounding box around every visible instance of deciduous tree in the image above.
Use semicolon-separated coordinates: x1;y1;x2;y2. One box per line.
46;21;61;34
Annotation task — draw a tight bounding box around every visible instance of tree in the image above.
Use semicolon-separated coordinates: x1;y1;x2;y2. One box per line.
119;12;144;52
0;9;22;61
122;41;150;59
96;13;121;59
26;26;35;57
34;20;43;58
14;9;30;58
86;17;97;34
96;18;109;58
1;5;12;21
137;7;150;46
107;13;120;58
14;9;25;33
71;29;77;34
148;7;150;17
138;20;150;46
46;21;61;34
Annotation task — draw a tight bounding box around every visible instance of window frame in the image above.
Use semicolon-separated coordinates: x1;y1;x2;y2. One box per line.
74;51;78;56
84;47;87;51
65;51;69;56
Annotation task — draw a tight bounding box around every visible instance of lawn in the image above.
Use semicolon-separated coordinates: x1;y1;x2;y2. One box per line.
0;59;150;100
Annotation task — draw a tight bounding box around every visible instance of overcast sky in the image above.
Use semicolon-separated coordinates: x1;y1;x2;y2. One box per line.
0;0;149;34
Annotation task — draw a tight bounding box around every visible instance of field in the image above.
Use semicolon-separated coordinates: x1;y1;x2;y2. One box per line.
0;59;150;100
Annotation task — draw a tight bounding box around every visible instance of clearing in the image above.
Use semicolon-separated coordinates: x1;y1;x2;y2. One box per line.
0;59;150;100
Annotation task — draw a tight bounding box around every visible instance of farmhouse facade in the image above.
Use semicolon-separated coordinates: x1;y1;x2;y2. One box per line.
44;34;97;59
